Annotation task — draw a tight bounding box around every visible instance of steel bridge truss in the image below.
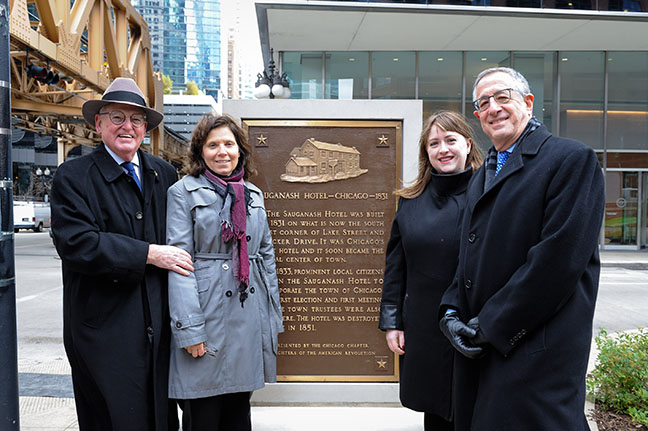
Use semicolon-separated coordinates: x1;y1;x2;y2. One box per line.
8;0;186;163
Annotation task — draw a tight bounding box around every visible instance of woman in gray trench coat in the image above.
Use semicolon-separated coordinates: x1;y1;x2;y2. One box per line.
166;114;283;430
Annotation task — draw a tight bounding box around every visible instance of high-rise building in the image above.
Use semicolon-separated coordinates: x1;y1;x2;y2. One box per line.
227;31;241;100
133;0;165;72
221;0;262;100
133;0;221;97
239;61;256;100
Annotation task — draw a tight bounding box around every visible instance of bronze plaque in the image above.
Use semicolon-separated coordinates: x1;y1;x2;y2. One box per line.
245;120;400;382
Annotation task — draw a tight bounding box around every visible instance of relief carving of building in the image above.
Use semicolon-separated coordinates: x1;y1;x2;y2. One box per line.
280;138;368;183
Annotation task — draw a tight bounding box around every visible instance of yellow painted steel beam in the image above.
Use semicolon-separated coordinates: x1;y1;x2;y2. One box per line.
87;0;104;72
33;0;59;41
69;0;94;45
128;35;141;74
116;8;127;69
56;0;68;30
12;97;83;116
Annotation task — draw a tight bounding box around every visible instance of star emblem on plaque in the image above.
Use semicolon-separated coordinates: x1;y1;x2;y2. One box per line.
256;134;268;147
375;356;389;371
377;134;389;147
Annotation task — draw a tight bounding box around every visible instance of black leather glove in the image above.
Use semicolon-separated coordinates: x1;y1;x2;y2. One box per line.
467;317;488;347
439;312;484;359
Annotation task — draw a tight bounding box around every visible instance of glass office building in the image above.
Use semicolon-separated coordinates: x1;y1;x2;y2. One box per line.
256;1;648;248
134;0;221;96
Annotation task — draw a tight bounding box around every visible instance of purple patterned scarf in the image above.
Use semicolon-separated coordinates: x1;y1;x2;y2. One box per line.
204;167;250;306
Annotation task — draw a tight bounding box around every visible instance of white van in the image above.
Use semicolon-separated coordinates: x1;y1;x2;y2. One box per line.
13;201;51;232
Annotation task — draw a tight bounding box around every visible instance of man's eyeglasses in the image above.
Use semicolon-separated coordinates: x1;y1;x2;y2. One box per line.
98;111;147;128
473;88;526;112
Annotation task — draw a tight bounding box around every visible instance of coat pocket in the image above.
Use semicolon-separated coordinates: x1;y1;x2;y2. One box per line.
82;281;132;329
194;261;213;293
524;325;546;355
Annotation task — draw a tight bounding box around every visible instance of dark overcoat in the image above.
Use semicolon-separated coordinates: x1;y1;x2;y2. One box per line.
441;124;605;430
51;144;178;430
380;168;472;418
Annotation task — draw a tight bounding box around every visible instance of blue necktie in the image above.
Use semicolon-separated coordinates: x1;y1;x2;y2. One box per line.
122;161;142;191
495;151;510;175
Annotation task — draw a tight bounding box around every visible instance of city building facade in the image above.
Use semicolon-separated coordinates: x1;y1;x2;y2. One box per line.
163;94;222;141
256;0;648;249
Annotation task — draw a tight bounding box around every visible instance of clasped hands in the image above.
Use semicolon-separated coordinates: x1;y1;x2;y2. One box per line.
439;312;488;359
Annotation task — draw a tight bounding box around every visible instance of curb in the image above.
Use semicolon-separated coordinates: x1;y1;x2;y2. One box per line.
601;262;648;270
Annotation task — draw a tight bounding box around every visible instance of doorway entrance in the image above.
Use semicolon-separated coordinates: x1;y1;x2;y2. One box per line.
603;170;648;249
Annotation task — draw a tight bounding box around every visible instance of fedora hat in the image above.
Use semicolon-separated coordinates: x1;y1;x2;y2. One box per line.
82;77;164;132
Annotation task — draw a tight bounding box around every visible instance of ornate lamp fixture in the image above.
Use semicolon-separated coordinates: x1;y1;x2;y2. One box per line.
254;49;291;99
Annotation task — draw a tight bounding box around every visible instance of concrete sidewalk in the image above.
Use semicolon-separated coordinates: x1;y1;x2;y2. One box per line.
16;362;600;431
16;249;648;430
600;248;648;268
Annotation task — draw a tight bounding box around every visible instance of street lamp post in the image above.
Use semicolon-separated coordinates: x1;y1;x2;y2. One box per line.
254;49;291;99
35;167;50;201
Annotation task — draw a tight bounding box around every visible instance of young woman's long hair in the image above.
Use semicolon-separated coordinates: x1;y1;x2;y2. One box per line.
395;111;484;199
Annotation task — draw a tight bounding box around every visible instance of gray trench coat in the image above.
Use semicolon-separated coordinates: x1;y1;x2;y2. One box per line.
166;174;283;399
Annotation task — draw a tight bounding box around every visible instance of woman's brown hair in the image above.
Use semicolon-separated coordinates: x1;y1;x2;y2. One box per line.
184;114;257;179
395;111;484;199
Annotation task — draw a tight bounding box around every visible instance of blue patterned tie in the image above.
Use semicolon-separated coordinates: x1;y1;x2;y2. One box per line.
122;161;142;191
495;151;510;175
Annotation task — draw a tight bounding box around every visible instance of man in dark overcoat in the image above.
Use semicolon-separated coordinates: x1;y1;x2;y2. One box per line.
439;67;605;430
51;78;193;430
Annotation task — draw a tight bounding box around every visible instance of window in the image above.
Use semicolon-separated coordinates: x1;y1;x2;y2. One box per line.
283;52;323;99
419;51;463;117
559;52;604;149
371;51;415;99
325;52;368;99
513;52;557;132
606;52;648;150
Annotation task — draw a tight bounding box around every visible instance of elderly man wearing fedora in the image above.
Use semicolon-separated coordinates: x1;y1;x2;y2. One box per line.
51;77;193;430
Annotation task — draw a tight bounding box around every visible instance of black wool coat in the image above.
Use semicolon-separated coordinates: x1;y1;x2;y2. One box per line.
380;168;472;418
441;124;605;431
51;144;178;430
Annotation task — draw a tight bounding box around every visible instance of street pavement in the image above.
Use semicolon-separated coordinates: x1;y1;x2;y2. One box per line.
11;231;648;430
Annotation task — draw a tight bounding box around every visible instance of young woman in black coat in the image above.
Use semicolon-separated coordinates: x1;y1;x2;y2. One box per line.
379;111;483;430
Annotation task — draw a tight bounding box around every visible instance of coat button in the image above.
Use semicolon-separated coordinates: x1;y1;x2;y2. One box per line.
135;211;143;220
175;321;182;329
146;326;154;334
222;263;229;270
468;233;476;243
226;290;233;297
246;235;251;242
250;287;255;294
465;279;472;289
